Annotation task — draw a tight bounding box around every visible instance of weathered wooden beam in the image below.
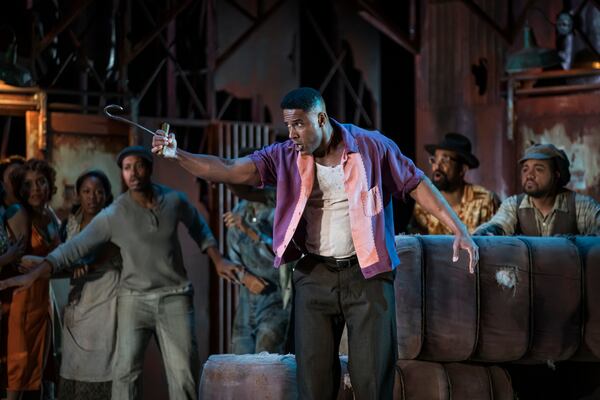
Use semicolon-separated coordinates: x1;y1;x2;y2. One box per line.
216;0;286;69
319;49;347;93
306;10;373;127
34;0;96;54
224;0;256;21
206;0;217;119
358;10;418;55
459;0;511;44
124;0;193;65
507;0;538;44
136;0;208;117
49;112;130;135
357;1;419;54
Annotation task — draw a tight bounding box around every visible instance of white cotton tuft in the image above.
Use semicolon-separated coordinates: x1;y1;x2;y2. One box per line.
495;268;517;290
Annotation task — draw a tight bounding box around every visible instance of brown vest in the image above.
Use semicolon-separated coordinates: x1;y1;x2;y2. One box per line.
515;190;579;236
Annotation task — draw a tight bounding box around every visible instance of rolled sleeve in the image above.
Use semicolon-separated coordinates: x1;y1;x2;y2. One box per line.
384;141;425;200
46;210;112;273
474;195;518;235
248;144;279;188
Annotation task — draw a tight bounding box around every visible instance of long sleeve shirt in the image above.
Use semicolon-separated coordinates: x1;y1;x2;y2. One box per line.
46;184;217;293
474;191;600;236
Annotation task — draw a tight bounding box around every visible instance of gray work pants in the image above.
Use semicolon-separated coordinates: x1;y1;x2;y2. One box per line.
111;292;199;400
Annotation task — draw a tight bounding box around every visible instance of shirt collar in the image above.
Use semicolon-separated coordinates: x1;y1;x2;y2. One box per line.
520;192;569;213
330;118;358;154
126;183;163;206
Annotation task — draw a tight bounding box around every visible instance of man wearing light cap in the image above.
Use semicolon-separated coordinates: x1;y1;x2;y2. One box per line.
474;143;600;236
0;145;241;399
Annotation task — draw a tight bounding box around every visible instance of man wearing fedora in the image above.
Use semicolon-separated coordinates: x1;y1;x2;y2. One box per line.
474;143;600;236
411;133;499;235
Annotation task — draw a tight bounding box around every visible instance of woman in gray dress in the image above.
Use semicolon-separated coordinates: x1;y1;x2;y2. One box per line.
57;170;121;400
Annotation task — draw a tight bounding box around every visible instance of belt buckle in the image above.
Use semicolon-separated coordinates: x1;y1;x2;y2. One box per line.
335;258;352;269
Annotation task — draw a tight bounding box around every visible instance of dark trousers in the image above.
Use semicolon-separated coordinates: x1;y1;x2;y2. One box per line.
293;255;397;400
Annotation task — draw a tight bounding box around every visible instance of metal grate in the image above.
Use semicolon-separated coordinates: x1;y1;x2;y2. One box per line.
207;120;272;354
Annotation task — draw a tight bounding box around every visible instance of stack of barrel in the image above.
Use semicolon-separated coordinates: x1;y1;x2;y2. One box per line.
394;235;600;399
199;235;600;399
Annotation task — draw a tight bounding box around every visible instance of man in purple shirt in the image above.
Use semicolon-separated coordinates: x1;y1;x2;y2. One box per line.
152;88;478;399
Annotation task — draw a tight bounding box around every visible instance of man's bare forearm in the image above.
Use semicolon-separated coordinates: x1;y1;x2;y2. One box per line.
30;261;53;280
206;246;225;265
175;150;260;186
410;178;469;236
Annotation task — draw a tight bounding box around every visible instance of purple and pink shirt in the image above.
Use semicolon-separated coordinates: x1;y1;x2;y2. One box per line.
249;119;424;278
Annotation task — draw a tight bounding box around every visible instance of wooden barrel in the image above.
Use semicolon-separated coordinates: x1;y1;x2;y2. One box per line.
199;354;353;400
394;360;513;400
519;237;582;362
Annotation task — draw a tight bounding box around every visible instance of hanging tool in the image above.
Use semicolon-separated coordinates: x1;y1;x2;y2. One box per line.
103;104;177;157
103;104;159;137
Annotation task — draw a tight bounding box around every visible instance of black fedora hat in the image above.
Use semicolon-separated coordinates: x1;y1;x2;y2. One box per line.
425;133;480;169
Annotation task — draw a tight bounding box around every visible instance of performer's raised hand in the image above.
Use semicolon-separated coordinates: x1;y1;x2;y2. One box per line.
152;129;177;158
452;234;479;274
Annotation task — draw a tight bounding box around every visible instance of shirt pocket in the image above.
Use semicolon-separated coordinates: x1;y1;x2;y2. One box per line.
360;186;383;217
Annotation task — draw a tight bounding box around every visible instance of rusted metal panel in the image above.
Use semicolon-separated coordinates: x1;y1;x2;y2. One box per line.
516;92;600;200
49;111;130;135
25;110;44;159
215;0;299;123
47;112;129;217
415;0;597;200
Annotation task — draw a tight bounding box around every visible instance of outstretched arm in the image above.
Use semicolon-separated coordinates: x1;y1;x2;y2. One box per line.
0;211;112;291
152;133;260;185
409;177;479;273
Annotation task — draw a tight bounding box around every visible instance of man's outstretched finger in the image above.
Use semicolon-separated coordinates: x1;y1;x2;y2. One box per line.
468;249;474;274
452;239;459;263
468;246;478;274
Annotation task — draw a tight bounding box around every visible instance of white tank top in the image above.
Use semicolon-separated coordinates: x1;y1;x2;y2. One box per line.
304;162;355;258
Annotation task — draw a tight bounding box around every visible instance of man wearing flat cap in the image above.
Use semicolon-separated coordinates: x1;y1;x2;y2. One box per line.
0;145;241;399
411;133;499;234
474;143;600;236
